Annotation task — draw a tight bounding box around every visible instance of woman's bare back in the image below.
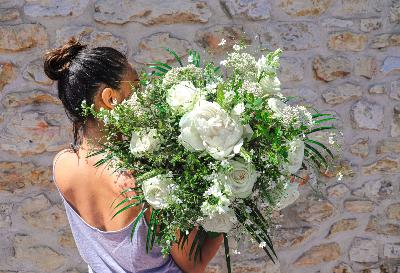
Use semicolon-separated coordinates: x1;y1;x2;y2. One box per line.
53;148;142;232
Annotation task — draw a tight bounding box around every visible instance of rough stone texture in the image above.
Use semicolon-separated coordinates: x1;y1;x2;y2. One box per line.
371;33;400;49
133;32;191;65
312;55;352;82
274;226;314;249
350;138;369;158
362;156;400;175
326;218;358;238
24;0;90;17
14;234;66;272
327;32;367;52
352;180;393;199
294;242;340;266
360;18;383;32
369;83;385;94
383;243;400;259
221;0;271;20
326;183;350;198
390;79;400;101
23;59;53;85
333;263;354;273
382;57;400;74
331;0;383;17
386;203;400;220
278;0;331;17
349;237;379;263
260;22;320;51
195;24;252;55
322;82;362;105
94;0;212;25
0;203;13;228
1;1;399;273
0;62;15;91
0;111;71;157
351;100;383;130
56;26;128;55
392;104;400;137
0;24;48;52
355;56;377;79
0;8;20;22
1;90;60;107
295;200;334;223
279;57;304;82
0;161;52;192
365;215;400;236
344;200;375;213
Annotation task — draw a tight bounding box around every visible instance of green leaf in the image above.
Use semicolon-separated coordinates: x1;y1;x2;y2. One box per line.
130;206;148;242
146;209;156;253
305;126;336;135
148;65;169;74
149;61;172;70
216;84;225;107
223;234;231;273
111;201;143;220
305;143;328;168
304;139;334;159
193;230;206;266
112;195;144;210
314;117;336;124
164;47;183;67
312;113;331;119
150;210;159;251
189;228;203;261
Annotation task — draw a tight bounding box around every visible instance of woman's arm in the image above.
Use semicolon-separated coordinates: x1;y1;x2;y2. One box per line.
170;228;223;273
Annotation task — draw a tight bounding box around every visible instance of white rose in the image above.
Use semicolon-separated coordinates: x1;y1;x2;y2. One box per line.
142;175;173;209
275;182;300;210
284;139;305;174
178;100;244;160
219;160;258;198
130;129;160;155
260;76;280;96
201;209;237;233
267;97;287;118
166;81;200;112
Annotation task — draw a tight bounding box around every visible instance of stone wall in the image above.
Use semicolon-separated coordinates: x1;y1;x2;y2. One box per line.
0;0;399;272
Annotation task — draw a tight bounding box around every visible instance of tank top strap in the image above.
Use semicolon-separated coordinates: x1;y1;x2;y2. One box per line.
52;148;74;200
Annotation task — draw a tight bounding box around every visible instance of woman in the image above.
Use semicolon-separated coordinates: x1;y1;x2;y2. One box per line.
44;37;223;273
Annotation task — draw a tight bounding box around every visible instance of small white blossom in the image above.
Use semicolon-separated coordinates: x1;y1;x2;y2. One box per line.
218;38;226;46
233;44;241;51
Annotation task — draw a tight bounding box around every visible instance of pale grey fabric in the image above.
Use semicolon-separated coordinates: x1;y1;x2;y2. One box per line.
52;149;183;273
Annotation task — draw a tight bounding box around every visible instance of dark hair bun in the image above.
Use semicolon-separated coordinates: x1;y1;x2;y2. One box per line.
43;37;87;81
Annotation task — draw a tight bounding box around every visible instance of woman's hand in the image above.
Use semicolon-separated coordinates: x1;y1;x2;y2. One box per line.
170;228;224;273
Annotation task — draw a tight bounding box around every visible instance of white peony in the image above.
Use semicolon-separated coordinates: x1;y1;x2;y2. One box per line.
129;129;160;155
178;100;245;160
219;160;258;198
142;175;173;209
259;76;281;96
275;182;300;210
201;209;237;233
166;81;200;112
284;139;305;174
267;97;287;118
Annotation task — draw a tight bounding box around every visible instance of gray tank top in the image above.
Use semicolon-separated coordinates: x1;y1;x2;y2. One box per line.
52;149;183;273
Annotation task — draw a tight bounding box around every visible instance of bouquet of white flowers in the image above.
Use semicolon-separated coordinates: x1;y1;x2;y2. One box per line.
81;43;341;272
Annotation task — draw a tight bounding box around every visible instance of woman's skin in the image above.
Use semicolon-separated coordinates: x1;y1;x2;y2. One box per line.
53;63;223;273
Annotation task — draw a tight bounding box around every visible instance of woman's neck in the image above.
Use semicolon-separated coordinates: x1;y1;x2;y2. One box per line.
79;120;107;152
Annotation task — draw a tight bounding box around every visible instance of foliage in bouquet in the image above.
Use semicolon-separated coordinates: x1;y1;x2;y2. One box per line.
81;42;342;271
